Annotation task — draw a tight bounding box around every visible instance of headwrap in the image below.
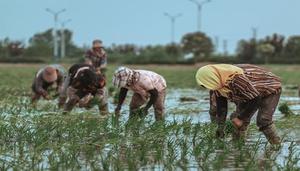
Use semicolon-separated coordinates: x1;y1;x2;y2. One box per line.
195;64;244;97
112;66;139;88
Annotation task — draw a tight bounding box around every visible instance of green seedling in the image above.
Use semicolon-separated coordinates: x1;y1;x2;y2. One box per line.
278;102;294;117
0;65;299;170
225;120;235;134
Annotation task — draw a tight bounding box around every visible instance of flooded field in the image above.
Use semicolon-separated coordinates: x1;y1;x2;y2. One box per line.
0;64;299;170
0;87;299;170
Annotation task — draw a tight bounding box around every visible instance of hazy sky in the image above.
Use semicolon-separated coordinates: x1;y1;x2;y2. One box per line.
1;0;299;53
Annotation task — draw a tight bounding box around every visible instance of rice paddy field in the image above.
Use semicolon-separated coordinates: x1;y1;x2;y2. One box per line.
0;63;300;170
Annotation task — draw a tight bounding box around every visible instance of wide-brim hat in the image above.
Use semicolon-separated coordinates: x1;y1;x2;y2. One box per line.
42;66;58;83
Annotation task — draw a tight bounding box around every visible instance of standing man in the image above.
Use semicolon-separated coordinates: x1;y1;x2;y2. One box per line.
112;67;167;121
196;64;282;145
84;39;107;75
31;65;65;104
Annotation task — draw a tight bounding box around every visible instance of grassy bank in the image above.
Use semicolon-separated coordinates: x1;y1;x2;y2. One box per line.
1;63;300;90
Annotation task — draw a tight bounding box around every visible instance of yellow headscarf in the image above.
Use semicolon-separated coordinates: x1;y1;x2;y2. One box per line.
195;64;244;97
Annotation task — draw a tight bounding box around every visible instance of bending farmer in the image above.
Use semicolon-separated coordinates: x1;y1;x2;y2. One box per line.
196;64;281;145
112;67;167;121
59;64;108;114
31;65;65;104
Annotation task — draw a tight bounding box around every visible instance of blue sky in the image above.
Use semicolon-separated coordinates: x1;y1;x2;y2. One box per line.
1;0;299;53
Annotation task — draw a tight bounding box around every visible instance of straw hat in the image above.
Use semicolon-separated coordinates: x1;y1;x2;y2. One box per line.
42;66;58;83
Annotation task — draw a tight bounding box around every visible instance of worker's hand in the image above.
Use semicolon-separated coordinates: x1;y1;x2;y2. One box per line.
140;107;149;117
216;129;225;138
78;94;93;108
95;69;102;75
41;91;50;100
58;97;66;109
215;124;225;138
115;105;121;116
231;117;243;128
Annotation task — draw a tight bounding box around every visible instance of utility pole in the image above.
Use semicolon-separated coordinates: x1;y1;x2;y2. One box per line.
251;27;258;40
60;19;71;58
189;0;211;32
223;39;228;56
46;8;66;60
164;13;182;44
251;27;258;59
214;36;219;52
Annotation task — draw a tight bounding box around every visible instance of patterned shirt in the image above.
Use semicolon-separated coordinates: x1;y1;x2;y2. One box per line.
84;49;107;70
126;70;167;98
215;64;281;103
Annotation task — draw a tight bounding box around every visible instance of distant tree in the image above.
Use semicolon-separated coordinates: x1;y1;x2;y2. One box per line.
29;29;53;47
257;43;275;64
7;41;25;57
0;39;8;58
0;41;3;57
262;33;284;56
112;44;139;54
140;45;169;63
284;36;300;58
25;28;81;58
165;43;182;60
24;29;53;57
0;38;24;58
236;39;256;62
181;32;213;61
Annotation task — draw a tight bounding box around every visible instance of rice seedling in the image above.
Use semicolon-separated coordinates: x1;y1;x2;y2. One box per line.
279;102;295;117
0;64;299;170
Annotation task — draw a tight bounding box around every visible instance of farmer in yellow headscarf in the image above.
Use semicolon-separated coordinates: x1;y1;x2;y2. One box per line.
196;64;282;145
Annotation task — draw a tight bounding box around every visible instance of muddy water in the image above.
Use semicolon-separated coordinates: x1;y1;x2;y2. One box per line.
104;88;299;169
156;88;299;123
161;88;300;169
45;88;300;145
36;88;300;169
44;87;298;123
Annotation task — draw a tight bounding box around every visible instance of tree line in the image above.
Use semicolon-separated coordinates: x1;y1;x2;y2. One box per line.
1;28;300;64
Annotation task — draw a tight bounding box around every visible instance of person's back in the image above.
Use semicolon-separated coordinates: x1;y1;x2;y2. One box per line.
112;67;167;121
31;65;65;103
235;64;281;97
135;70;167;91
59;63;108;114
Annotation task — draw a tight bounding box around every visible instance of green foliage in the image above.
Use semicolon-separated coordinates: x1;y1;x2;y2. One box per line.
0;38;24;58
236;39;257;62
260;33;285;56
108;44;186;64
0;64;299;170
237;34;286;64
278;102;294;117
24;43;52;58
284;36;300;58
3;28;300;64
257;43;275;64
24;28;83;59
225;121;235;134
181;31;214;61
